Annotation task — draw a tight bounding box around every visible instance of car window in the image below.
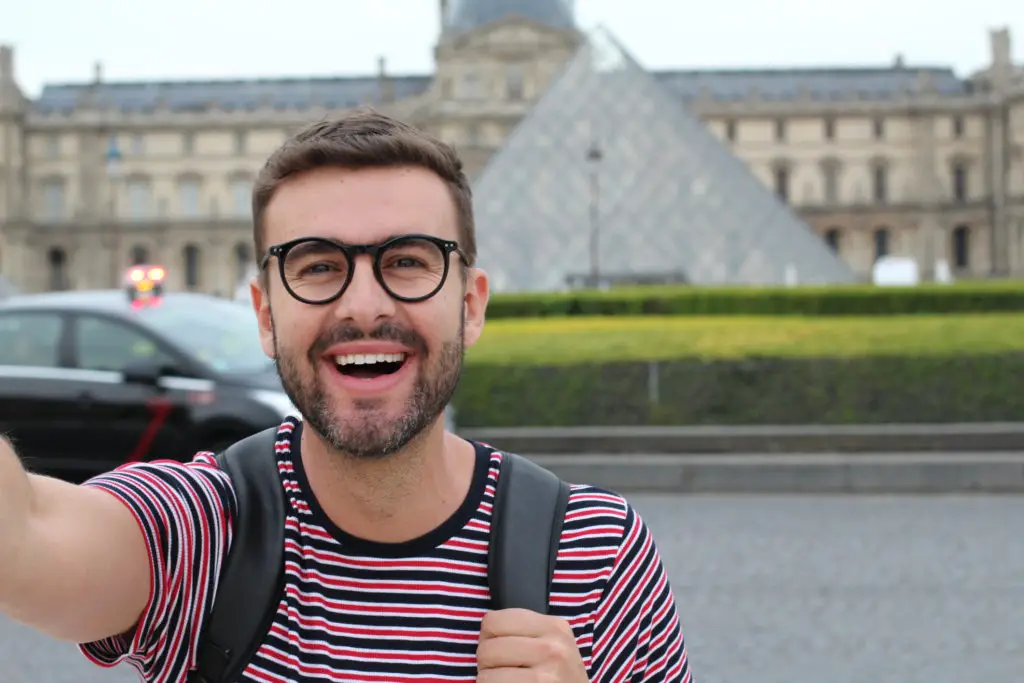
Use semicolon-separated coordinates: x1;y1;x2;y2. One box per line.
0;312;64;367
75;315;179;374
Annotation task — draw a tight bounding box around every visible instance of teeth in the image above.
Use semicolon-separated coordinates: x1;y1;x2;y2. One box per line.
334;352;406;366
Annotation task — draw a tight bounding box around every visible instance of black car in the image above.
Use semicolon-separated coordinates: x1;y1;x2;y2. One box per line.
0;289;297;479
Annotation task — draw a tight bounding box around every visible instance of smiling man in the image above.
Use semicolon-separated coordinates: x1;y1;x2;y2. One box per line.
0;109;692;683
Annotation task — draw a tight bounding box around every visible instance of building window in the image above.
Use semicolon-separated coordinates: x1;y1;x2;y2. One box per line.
178;177;201;217
823;118;835;141
952;116;964;139
505;64;524;100
45;135;60;159
234;242;252;285
952;225;970;269
774;119;786;142
461;73;482;100
41;179;66;221
182;132;195;155
952;163;968;202
725;120;737;142
233;131;247;155
230;177;251;218
873;118;885;139
130;245;149;266
821;160;840;204
872;163;888;204
183;244;201;290
126;178;152;219
873;227;890;261
773;165;790;202
47;248;68;291
130;135;145;156
824;228;841;253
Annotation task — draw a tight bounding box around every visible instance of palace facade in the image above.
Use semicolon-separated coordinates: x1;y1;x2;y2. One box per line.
0;0;1022;293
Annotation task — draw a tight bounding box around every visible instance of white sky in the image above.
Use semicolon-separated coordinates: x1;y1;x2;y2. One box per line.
3;0;1021;97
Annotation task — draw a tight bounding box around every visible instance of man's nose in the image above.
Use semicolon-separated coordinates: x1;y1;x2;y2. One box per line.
329;255;397;326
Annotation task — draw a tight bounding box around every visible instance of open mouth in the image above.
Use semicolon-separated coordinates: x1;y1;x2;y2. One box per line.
333;352;408;379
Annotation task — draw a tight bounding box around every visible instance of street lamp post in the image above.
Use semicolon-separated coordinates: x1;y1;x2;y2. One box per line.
105;134;123;287
586;142;602;288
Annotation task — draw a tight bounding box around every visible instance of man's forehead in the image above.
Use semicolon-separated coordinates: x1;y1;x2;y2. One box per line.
264;165;458;244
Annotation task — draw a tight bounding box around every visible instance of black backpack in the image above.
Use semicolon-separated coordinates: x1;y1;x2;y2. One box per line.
187;427;571;683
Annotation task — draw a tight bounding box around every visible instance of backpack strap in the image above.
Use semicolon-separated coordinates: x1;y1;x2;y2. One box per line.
188;427;285;683
487;452;572;614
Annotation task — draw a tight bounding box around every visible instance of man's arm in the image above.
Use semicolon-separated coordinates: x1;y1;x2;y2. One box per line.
590;503;691;683
0;437;151;644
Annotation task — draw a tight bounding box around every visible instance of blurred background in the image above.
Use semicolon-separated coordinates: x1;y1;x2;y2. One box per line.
1;1;1023;681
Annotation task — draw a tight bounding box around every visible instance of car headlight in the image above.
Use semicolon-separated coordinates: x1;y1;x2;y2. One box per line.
249;390;300;419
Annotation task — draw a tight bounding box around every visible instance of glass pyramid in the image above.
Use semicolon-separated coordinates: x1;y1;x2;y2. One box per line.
471;26;858;292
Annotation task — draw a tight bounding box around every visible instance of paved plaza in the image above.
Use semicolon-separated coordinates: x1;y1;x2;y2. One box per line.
3;493;1021;683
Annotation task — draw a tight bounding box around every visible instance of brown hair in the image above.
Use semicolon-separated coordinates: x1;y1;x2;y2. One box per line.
251;107;476;273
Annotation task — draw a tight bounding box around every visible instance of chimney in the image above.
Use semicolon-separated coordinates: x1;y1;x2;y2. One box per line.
990;26;1012;68
440;0;449;30
377;56;395;103
93;61;103;84
893;53;905;69
0;45;12;82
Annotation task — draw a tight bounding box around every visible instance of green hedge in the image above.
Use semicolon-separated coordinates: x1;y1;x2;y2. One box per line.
485;282;1024;319
452;354;1024;426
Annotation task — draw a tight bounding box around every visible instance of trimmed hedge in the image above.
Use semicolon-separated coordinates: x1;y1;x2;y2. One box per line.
451;354;1024;427
484;281;1024;319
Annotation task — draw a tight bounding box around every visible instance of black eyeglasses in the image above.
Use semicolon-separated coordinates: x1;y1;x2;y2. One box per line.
259;233;468;305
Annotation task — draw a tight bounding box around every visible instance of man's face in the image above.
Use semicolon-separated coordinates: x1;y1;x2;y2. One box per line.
250;164;489;459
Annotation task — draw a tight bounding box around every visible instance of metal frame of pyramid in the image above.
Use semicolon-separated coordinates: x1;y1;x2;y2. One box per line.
471;26;859;292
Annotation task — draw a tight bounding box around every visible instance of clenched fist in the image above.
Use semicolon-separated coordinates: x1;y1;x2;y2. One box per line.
477;608;589;683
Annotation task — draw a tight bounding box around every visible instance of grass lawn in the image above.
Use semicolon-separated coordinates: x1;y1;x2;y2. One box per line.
466;313;1024;366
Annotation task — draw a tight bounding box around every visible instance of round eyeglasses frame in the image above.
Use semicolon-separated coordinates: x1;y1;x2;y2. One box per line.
259;233;468;305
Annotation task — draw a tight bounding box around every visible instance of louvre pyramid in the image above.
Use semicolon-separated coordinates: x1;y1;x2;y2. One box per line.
471;26;858;292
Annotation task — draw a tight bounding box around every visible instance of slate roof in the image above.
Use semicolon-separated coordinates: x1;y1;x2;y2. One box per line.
654;66;971;102
33;75;433;114
470;26;859;291
31;63;971;115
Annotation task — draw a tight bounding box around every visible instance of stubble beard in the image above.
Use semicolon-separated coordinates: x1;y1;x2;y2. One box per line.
273;310;464;460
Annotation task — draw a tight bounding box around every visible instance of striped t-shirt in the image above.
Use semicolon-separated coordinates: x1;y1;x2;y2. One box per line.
78;417;691;682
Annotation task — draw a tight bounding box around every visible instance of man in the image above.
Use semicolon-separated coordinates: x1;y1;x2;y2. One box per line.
0;109;691;682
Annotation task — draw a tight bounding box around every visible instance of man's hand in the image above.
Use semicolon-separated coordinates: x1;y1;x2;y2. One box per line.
477;608;589;682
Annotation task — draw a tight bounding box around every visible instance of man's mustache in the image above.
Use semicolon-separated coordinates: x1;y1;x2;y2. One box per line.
309;321;428;360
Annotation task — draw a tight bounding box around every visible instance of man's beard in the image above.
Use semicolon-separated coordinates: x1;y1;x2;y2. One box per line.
272;311;464;460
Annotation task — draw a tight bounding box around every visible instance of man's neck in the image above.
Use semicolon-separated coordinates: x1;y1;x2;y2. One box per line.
299;422;478;544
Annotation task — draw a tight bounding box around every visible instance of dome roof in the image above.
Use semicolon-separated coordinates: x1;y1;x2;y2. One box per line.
445;0;575;33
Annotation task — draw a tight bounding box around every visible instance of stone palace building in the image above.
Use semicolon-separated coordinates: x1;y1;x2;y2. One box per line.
0;0;1022;294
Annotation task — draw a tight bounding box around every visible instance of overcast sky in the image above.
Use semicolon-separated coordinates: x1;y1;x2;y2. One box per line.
3;0;1020;97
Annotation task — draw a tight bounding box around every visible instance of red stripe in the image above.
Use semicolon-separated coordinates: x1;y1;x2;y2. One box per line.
126;398;174;463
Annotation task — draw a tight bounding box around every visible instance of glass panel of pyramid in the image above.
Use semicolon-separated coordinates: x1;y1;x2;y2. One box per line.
471;26;858;292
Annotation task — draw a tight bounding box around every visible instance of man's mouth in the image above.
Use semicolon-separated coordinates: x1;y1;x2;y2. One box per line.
332;352;408;379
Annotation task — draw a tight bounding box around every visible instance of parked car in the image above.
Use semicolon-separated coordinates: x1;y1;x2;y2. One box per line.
0;288;297;479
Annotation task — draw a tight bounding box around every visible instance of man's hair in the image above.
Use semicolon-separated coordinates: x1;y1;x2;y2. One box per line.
251;107;476;271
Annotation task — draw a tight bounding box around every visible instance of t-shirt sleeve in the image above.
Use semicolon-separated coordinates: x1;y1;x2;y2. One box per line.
590;502;692;683
75;454;236;683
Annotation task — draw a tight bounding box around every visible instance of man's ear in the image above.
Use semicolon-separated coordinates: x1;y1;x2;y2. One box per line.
250;277;276;359
462;267;490;349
